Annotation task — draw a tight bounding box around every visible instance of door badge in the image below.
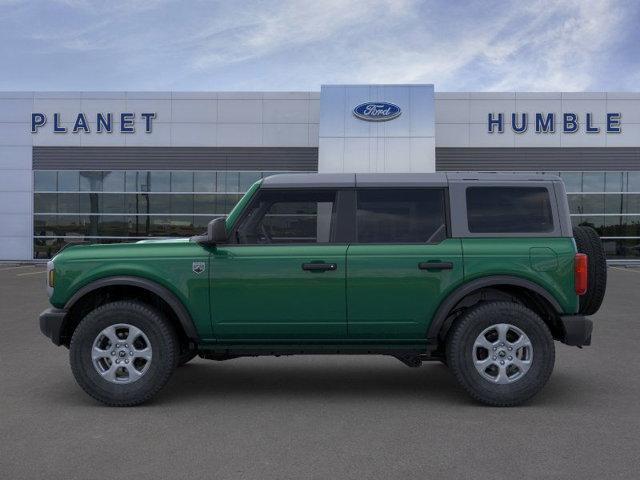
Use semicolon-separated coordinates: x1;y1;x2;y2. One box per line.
192;261;206;274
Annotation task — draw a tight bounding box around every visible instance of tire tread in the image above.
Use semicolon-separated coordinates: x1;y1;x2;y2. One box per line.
70;300;177;407
573;225;607;315
446;301;555;407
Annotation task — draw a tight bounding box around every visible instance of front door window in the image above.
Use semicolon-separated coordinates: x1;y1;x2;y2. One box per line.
235;190;337;244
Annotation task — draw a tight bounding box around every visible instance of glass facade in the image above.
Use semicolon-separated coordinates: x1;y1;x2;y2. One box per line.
33;169;640;260
558;171;640;260
466;170;640;260
33;170;293;259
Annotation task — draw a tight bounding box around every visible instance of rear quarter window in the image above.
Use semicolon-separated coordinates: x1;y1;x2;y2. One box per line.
466;186;554;233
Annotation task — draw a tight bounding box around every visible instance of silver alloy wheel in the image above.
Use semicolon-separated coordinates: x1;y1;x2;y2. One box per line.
91;323;152;384
472;323;533;384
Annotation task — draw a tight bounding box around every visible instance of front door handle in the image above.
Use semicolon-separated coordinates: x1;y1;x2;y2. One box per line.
418;261;453;271
302;262;337;272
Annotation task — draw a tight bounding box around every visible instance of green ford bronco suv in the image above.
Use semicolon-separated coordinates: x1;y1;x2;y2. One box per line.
39;172;606;407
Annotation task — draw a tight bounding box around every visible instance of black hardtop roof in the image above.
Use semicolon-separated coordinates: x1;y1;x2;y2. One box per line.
261;172;561;189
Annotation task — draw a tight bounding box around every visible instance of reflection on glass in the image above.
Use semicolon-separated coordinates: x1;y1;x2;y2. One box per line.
80;171;103;191
148;171;170;192
34;215;58;236
33;170;321;258
239;172;261;191
623;194;640;214
57;193;80;213
125;171;144;192
602;239;640;258
171;172;193;192
604;194;623;214
101;194;126;214
170;194;194;214
580;194;605;215
102;171;125;192
605;172;623;192
627;172;640;192
146;194;171;214
572;216;605;231
34;193;57;213
581;172;605;192
224;172;240;192
98;215;127;236
57;171;79;192
194;172;216;192
79;193;99;214
194;194;217;214
34;171;57;191
194;216;218;230
560;172;582;193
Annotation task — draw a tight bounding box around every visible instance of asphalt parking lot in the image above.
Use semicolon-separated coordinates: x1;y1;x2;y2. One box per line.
1;264;639;479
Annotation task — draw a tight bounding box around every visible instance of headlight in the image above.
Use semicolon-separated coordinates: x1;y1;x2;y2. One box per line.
46;260;55;297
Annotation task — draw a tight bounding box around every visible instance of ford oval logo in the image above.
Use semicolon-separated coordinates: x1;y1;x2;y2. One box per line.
353;102;402;122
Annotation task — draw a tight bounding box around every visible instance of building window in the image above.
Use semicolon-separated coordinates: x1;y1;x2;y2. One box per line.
561;171;640;260
33;170;296;259
34;169;640;260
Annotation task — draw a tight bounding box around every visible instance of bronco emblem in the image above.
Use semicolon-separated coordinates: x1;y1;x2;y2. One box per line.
192;261;206;274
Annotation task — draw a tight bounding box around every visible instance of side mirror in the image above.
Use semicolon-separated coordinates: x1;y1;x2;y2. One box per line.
192;217;227;245
208;217;228;244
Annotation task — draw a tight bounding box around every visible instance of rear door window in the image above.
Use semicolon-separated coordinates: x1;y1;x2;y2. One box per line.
466;186;554;233
356;189;447;243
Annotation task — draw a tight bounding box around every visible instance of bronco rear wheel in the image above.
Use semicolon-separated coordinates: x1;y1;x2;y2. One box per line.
573;225;607;315
70;300;177;406
446;301;555;407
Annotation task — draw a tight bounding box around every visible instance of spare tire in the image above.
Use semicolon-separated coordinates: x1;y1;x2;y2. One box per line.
573;226;607;315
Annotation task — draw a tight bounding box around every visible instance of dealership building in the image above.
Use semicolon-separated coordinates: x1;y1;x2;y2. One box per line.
1;84;640;261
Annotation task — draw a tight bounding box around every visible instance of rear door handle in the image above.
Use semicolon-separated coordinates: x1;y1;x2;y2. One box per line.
418;261;453;271
302;262;337;272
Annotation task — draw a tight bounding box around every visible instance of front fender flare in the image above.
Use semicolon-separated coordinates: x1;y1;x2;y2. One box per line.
64;276;199;341
426;275;563;342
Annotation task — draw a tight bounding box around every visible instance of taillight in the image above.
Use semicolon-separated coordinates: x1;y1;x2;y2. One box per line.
574;253;588;295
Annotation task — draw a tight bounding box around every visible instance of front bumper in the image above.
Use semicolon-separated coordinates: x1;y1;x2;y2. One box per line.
559;315;593;346
39;308;68;346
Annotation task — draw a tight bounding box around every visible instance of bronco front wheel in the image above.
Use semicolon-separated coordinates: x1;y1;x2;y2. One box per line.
446;301;555;407
70;301;177;407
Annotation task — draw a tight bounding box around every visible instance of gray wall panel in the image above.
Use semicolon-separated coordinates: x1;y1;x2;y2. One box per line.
33;147;319;171
436;147;640;171
34;146;640;173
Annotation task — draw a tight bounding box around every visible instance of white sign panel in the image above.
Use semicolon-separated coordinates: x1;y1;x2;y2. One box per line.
319;84;435;173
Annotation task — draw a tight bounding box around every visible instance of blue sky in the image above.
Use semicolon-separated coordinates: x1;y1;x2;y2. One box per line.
0;0;638;91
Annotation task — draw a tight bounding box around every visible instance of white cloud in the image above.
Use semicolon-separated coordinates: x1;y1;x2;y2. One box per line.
0;0;636;91
482;0;625;91
305;0;628;91
190;0;414;70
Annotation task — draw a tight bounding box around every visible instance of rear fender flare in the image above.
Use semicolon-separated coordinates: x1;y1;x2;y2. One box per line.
427;275;563;342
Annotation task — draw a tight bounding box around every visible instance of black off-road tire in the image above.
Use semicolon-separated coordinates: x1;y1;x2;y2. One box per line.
446;302;555;407
70;301;178;407
573;225;607;315
176;348;198;367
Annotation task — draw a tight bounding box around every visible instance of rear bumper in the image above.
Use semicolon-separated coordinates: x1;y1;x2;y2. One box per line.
39;308;68;346
559;315;593;346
